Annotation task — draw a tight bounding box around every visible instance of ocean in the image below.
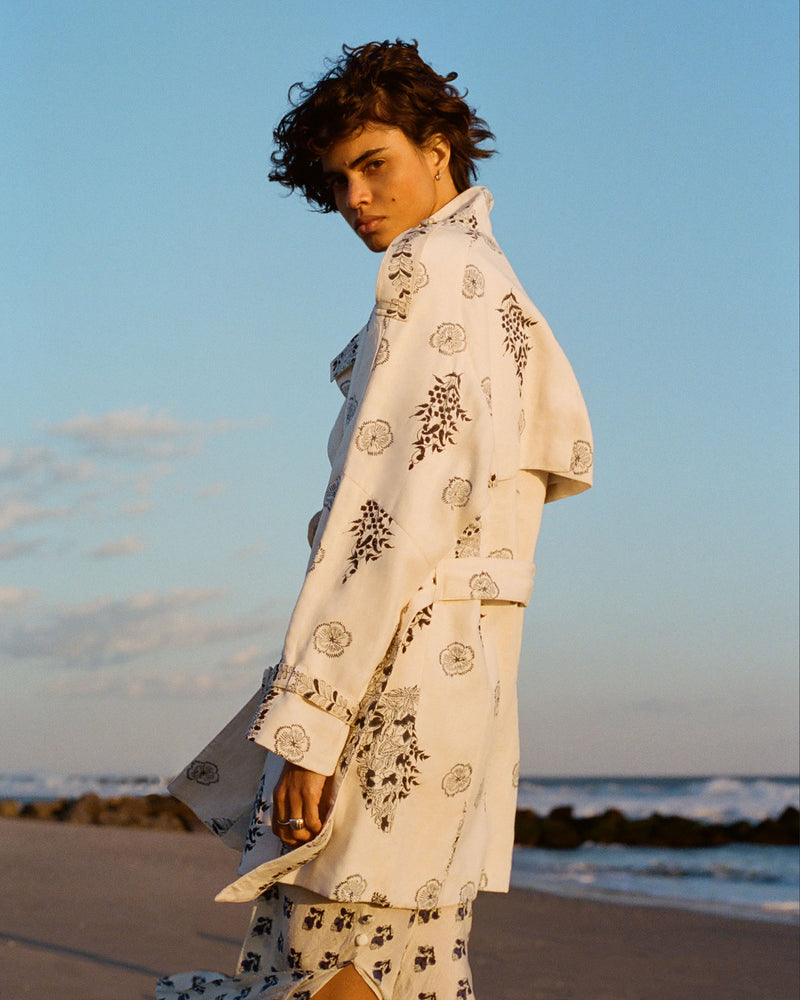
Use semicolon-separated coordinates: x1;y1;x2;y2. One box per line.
2;772;797;924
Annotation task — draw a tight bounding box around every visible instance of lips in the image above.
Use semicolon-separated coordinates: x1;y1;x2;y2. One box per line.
354;215;384;236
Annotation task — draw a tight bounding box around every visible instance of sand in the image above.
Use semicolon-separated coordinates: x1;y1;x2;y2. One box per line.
0;818;796;999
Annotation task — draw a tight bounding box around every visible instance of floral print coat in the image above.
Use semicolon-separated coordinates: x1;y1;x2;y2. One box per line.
170;187;592;911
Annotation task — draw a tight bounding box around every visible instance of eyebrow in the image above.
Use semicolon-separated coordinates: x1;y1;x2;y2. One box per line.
322;147;388;179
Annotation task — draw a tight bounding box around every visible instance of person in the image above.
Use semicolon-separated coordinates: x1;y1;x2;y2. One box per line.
158;39;592;1000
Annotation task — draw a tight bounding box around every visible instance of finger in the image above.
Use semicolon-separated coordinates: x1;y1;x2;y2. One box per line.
301;783;323;836
287;784;313;843
319;774;336;825
272;774;288;839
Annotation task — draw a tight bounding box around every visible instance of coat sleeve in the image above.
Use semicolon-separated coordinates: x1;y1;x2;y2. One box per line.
247;228;494;775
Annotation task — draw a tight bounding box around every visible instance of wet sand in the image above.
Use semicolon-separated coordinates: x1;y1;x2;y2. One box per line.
0;819;796;999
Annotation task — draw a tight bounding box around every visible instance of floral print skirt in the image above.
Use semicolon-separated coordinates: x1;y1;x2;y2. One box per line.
156;882;474;1000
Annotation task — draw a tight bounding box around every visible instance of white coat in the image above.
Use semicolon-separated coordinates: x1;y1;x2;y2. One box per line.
170;187;593;911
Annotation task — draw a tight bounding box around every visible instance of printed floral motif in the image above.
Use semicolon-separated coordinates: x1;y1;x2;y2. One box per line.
570;439;593;474
401;605;433;653
409;372;471;470
441;476;472;509
243;774;270;855
343;499;394;582
512;762;520;788
345;396;359;423
442;763;473;797
309;545;325;571
274;724;310;763
384;237;429;319
209;816;234;836
488;547;513;559
313;621;352;658
338;378;351;398
469;571;499;599
323;476;340;512
356;685;430;832
333;874;367;902
481;377;492;413
459;882;477;904
454;519;480;558
457;977;475;998
373;336;390;366
330;333;359;382
186;760;219;785
439;642;475;676
498;290;536;393
518;409;526;437
265;661;356;724
429;322;467;356
414;944;437;971
355;419;393;456
415;878;442;909
462;264;485;298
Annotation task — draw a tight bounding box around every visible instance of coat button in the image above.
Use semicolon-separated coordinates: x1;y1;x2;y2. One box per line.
354;933;369;946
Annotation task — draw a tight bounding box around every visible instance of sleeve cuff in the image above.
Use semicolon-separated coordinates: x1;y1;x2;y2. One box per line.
246;687;350;776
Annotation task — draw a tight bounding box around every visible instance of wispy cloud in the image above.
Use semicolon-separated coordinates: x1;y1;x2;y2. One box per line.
45;667;257;700
46;408;239;460
90;534;146;558
0;587;38;612
0;538;45;560
220;644;264;670
1;587;273;669
0;499;68;532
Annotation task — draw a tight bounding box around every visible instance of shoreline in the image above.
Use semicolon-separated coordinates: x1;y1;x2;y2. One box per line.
1;819;797;1000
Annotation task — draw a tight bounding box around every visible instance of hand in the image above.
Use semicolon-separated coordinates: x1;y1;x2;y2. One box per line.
272;761;335;847
307;510;323;548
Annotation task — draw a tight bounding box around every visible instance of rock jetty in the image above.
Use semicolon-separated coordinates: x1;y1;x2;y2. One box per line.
1;795;797;847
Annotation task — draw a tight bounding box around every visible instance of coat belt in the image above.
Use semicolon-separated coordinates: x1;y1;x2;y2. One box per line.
428;557;535;607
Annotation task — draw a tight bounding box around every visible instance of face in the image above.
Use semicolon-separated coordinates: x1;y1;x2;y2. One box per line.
320;124;457;252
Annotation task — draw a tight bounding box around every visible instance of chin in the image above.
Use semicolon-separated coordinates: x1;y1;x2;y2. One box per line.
360;234;392;253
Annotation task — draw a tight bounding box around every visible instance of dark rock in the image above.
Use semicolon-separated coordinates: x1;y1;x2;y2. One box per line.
778;806;799;842
514;808;542;846
20;799;69;821
63;793;104;824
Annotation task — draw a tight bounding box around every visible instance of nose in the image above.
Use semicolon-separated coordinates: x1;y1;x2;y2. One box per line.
346;175;369;210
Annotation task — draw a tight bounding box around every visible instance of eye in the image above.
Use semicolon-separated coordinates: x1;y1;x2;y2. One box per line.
364;159;384;173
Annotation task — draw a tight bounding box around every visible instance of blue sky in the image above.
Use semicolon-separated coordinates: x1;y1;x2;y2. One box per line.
2;0;797;777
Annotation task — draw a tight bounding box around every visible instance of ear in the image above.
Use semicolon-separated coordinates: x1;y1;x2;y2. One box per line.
426;134;452;175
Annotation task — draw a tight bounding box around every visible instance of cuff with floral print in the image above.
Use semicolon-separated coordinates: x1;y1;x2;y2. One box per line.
245;687;349;777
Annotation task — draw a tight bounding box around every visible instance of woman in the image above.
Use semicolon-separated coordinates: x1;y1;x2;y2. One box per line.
159;39;592;1000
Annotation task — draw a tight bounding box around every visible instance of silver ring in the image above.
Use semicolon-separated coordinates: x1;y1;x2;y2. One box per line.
277;817;305;831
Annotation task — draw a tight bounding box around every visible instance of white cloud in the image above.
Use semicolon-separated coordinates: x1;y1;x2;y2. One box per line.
0;538;44;560
199;482;225;499
0;587;273;669
46;407;240;460
91;534;146;558
0;587;38;611
45;667;256;700
0;446;96;489
221;644;264;670
0;499;68;532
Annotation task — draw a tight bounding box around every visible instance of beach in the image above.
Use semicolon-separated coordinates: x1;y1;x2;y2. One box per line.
1;819;796;999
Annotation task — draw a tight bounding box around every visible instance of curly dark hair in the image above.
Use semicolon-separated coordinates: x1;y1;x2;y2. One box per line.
269;40;496;212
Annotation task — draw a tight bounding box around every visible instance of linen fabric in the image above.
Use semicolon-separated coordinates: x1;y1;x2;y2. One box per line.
156;883;474;1000
169;187;593;911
